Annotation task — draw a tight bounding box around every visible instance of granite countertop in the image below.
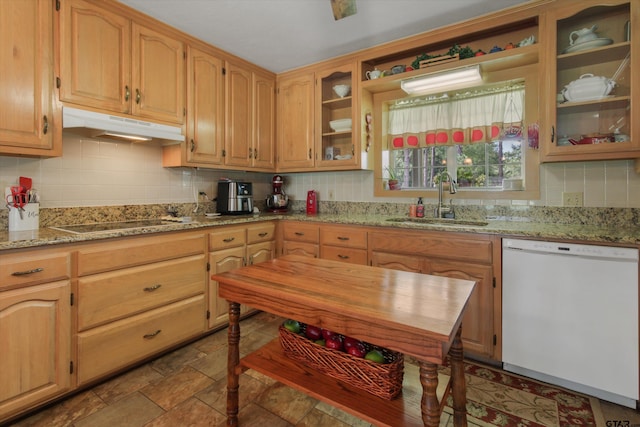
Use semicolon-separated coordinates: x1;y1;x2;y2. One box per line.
2;210;639;252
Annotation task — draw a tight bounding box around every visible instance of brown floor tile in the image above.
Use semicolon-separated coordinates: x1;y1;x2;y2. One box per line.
73;392;163;427
196;372;272;414
10;390;106;427
143;397;225;427
255;382;318;425
311;402;372;427
295;407;356;427
92;364;164;405
140;365;214;411
149;343;208;376
189;345;229;381
215;402;292;427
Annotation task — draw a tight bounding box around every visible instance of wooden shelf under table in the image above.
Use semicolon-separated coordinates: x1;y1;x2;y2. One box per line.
240;338;432;427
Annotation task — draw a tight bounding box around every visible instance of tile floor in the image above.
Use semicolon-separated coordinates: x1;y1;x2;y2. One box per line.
8;311;640;427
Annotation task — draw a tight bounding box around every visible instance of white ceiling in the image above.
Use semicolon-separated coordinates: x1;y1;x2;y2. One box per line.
117;0;531;73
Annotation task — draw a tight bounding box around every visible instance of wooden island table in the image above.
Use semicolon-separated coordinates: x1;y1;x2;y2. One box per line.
213;255;476;427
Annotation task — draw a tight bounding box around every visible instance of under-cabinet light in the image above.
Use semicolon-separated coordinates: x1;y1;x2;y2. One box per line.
96;132;153;142
400;65;483;95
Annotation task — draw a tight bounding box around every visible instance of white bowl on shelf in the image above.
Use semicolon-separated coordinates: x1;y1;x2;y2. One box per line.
332;84;351;98
329;118;352;132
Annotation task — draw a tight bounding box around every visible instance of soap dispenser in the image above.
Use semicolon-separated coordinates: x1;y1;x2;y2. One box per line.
416;197;425;218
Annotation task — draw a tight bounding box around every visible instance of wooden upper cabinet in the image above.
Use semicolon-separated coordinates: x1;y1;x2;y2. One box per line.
224;63;276;170
131;23;185;124
58;0;185;125
276;72;315;170
225;62;253;167
0;0;61;156
58;0;131;113
185;46;225;165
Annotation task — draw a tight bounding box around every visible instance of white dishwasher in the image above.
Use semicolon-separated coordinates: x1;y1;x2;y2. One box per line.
502;238;639;408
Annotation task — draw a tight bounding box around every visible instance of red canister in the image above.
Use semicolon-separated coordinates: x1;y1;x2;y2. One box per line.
306;190;317;215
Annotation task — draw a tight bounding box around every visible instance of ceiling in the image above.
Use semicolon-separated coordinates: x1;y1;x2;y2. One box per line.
117;0;531;74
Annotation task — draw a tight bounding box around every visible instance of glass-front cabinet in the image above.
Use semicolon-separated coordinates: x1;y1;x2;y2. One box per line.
541;0;638;162
315;63;359;169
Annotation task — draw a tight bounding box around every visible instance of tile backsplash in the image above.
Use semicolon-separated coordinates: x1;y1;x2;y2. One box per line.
1;134;640;209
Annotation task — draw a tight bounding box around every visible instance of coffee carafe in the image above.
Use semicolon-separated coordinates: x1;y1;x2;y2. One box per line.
265;175;289;212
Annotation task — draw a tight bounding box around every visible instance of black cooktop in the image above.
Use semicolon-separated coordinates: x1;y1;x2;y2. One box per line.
51;219;166;234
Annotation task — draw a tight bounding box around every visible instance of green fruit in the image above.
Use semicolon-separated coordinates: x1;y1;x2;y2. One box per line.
365;349;385;364
314;339;326;347
283;319;301;334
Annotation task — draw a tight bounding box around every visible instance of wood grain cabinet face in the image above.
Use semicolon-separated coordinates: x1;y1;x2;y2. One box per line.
0;0;60;157
75;231;207;386
282;222;320;258
58;0;185;124
368;229;498;360
320;225;368;265
0;281;71;422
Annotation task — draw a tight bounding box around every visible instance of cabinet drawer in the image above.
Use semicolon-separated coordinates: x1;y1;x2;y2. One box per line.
283;222;319;244
247;222;275;244
371;229;493;264
77;232;206;276
320;226;367;248
77;255;206;330
283;241;319;258
77;295;205;385
321;246;367;265
209;227;246;250
0;249;71;291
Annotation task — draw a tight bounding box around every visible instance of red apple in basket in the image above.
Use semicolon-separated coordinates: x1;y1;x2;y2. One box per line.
347;341;367;358
325;335;344;351
305;325;323;341
343;336;360;350
321;329;338;341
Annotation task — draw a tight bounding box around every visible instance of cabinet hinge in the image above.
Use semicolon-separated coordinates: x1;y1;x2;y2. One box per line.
70;292;74;306
222;67;226;76
222;149;226;157
56;77;61;89
492;277;496;288
56;0;60;11
206;262;210;272
206;310;210;320
493;334;497;346
70;361;74;374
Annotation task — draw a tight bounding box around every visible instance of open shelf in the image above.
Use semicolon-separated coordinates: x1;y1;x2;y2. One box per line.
240;339;428;427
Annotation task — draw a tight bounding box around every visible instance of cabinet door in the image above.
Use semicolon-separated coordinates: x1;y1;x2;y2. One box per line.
252;70;276;170
225;62;252;167
542;0;637;161
370;251;423;273
185;46;224;165
315;63;358;169
208;247;245;328
131;23;185;124
0;281;71;421
58;0;131;113
0;0;60;156
247;241;275;266
425;260;494;358
277;72;315;169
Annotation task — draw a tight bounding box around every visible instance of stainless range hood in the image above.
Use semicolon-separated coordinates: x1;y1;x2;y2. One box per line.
62;106;184;144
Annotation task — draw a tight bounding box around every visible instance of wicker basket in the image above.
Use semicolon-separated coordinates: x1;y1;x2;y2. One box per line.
278;324;404;400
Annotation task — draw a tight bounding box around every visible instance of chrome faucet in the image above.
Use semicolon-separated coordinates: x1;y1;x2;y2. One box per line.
435;171;457;218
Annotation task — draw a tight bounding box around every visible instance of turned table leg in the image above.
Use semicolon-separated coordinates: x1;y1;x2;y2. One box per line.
419;361;440;427
450;327;468;427
226;301;241;427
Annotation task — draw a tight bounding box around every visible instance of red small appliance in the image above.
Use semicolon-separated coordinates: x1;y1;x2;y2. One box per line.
306;190;318;215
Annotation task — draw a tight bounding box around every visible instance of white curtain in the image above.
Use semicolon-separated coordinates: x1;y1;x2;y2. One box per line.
388;87;524;149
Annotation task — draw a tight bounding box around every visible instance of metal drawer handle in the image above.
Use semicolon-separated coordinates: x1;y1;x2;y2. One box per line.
190;139;196;152
43;116;48;135
11;267;44;276
143;284;162;292
125;85;130;101
135;88;141;104
223;237;235;243
294;232;304;236
258;232;268;237
337;236;350;241
143;330;162;339
338;254;350;259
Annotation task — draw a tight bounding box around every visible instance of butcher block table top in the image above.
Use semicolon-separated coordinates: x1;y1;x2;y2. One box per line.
214;255;476;426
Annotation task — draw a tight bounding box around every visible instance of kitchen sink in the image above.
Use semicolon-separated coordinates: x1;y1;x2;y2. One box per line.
385;217;489;227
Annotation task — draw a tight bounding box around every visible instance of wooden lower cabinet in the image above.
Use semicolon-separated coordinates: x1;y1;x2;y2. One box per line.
281;222;319;257
0;281;71;422
75;230;207;386
319;224;367;265
369;229;499;360
208;222;276;328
